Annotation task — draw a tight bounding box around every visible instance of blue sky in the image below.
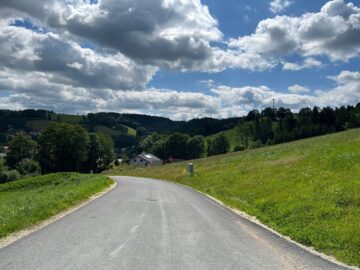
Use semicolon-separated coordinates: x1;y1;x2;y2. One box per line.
150;0;359;97
0;0;359;119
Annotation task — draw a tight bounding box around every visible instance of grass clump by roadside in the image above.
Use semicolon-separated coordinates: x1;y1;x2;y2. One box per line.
107;128;360;266
0;173;112;239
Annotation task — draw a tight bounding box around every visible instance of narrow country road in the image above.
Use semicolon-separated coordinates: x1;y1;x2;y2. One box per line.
0;176;351;270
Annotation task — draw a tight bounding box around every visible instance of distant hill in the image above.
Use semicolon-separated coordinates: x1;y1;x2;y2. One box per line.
0;109;242;150
1;103;359;154
85;112;242;136
0;110;242;138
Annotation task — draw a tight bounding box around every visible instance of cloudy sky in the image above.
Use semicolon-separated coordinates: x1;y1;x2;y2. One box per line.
0;0;359;120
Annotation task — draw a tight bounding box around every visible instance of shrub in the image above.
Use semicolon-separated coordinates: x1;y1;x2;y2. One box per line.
0;159;20;183
249;140;263;149
233;145;246;152
16;159;41;176
6;132;38;169
114;159;121;166
0;158;6;173
265;139;273;146
109;163;115;169
0;169;20;183
186;135;205;159
207;134;230;156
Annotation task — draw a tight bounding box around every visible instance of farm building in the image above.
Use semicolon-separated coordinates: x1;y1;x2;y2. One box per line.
130;153;163;166
163;156;184;164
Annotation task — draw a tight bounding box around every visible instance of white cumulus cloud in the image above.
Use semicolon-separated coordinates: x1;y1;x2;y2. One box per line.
0;1;360;119
269;0;294;14
288;84;310;93
230;0;360;68
283;58;322;71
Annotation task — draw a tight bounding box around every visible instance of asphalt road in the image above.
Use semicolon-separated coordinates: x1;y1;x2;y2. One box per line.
0;176;351;270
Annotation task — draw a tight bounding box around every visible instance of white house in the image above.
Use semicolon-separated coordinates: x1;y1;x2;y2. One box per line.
130;153;162;166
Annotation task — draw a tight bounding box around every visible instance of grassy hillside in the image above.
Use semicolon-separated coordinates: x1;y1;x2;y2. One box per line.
50;113;83;124
95;125;136;137
24;119;136;138
124;125;136;136
25;120;52;131
108;129;360;266
0;173;112;239
206;127;238;150
206;121;280;151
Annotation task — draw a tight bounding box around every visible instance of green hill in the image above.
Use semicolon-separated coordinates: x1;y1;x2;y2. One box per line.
108;128;360;266
206;121;281;151
23;119;136;137
50;113;82;124
95;125;136;137
206;127;238;151
25;120;52;131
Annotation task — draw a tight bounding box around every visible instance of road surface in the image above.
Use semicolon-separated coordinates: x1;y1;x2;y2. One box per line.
0;176;351;270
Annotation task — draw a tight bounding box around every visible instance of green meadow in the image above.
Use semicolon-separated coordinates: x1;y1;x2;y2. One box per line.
108;129;360;266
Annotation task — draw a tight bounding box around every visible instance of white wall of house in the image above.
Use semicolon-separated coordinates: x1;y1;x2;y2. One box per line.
130;157;149;166
149;160;162;166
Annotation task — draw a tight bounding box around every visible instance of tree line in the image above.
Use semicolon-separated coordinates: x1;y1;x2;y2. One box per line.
234;104;360;149
1;103;359;182
133;104;360;160
136;133;206;160
0;110;242;138
134;132;231;160
0;123;114;183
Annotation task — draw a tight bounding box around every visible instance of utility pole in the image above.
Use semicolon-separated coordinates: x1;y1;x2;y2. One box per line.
272;98;275;113
272;98;276;120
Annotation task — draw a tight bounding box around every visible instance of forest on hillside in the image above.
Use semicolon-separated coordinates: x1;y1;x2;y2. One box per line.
0;103;360;163
135;104;360;160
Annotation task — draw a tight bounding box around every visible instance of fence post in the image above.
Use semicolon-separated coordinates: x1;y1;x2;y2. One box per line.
188;163;194;177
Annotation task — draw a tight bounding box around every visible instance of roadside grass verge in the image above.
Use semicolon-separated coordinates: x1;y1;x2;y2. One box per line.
0;173;112;239
107;129;360;266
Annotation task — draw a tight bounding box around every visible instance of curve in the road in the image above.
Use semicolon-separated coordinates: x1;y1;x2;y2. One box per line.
0;176;353;270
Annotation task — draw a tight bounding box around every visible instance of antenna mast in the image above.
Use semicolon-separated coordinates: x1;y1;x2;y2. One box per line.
272;98;275;113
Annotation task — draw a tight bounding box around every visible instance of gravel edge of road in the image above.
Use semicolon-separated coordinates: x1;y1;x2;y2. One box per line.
114;176;358;270
0;179;117;249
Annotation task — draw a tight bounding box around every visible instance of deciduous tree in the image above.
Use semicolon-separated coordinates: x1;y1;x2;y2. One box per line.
39;123;89;173
6;132;38;169
186;135;205;159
